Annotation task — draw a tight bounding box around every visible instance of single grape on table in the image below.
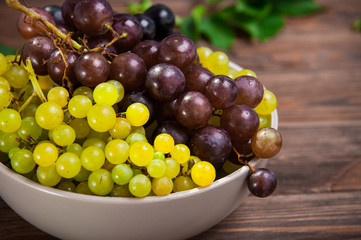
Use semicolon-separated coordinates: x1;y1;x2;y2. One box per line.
0;0;283;199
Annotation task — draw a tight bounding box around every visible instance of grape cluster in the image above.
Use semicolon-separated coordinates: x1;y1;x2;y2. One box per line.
0;0;282;198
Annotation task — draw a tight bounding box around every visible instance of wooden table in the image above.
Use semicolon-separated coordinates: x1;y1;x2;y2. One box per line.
1;0;361;239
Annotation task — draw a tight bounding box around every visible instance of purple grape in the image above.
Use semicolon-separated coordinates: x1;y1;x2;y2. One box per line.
110;52;147;92
47;50;78;86
158;34;197;71
72;0;113;37
135;14;156;40
74;52;110;87
247;168;277;198
234;75;264;108
190;125;232;169
61;0;81;28
156;99;177;123
17;7;56;40
145;63;186;102
184;65;214;92
21;36;55;75
43;5;64;25
175;91;212;130
111;14;143;53
228;139;254;165
86;36;118;54
152;121;189;145
144;4;175;39
132;40;160;69
204;75;238;109
117;91;156;127
220;105;259;141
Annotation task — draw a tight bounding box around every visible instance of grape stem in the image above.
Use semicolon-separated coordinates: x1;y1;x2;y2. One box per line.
26;58;47;103
5;0;82;50
232;147;256;174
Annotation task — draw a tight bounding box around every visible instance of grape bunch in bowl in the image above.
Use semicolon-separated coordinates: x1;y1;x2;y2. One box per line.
0;0;282;239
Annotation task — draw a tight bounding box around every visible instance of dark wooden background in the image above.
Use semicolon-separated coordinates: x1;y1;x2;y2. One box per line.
0;0;361;239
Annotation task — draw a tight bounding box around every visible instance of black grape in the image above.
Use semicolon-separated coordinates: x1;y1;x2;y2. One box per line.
204;75;238;109
247;168;277;198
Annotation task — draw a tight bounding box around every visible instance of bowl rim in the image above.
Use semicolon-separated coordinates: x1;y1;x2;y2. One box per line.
0;61;278;204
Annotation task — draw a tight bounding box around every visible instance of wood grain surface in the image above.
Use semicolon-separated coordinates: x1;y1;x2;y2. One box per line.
0;0;361;239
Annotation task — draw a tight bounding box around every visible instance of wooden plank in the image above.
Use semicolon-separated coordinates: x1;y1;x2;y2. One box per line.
191;191;361;240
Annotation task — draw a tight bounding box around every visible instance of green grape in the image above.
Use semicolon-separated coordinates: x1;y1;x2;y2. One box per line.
17;116;42;141
57;180;76;192
21;103;38;118
66;143;83;157
10;149;35;174
0;76;10;90
33;142;59;167
68;95;92;118
154;133;175;154
80;146;105;171
251;127;282;158
222;160;243;174
173;176;196;193
102;159;115;171
105;139;129;164
107;80;125;103
147;159;166;178
0;132;20;153
153;151;165;160
191;161;216;187
69;118;91;139
204;51;229;75
258;114;272;129
110;184;133;197
129;141;154;167
88;169;114;196
152;176;173;196
0;86;12;110
93;82;119;106
51;124;76;147
164;158;180;179
234;68;258;79
47;86;69;108
254;89;277;115
0;109;22;133
128;174;151;197
87;103;116;132
18;84;41;106
226;68;237;79
73;86;93;100
56;152;81;178
109;117;132;139
196;47;213;66
75;181;94;195
130;126;146;135
125;132;148;145
35;102;64;130
63;111;72;123
170;144;190;164
111;163;133;185
82;137;106;150
126;103;149;127
87;129;110;142
8;147;20;159
0;53;7;75
37;75;55;90
132;166;142;176
73;167;91;182
37;163;62;187
4;64;29;89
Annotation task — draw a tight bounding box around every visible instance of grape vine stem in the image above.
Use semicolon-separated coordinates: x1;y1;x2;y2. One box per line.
26;58;47;103
232;147;256;173
5;0;82;50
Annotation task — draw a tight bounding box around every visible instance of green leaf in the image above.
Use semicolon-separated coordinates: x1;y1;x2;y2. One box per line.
0;43;18;55
200;15;236;50
178;5;206;41
234;13;285;41
235;0;272;19
127;0;153;14
273;0;320;16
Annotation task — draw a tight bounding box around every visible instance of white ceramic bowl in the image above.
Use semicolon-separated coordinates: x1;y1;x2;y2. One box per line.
0;62;278;240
